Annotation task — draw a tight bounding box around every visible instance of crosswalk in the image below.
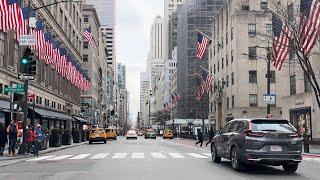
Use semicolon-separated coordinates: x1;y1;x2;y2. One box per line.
26;152;212;162
302;157;320;163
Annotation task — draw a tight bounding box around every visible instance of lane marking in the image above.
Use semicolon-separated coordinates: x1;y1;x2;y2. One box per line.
47;155;73;161
151;152;166;158
90;153;110;159
26;156;54;161
69;154;91;160
168;153;184;158
132;153;144;159
112;153;127;159
186;153;208;159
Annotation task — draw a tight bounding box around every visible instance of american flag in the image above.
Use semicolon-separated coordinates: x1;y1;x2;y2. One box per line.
1;0;21;31
300;0;320;55
0;0;8;17
271;13;292;71
196;31;211;60
16;7;29;41
82;27;94;45
201;68;213;93
196;76;205;100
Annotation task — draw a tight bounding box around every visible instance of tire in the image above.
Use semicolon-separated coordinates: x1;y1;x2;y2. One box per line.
89;140;92;144
211;143;221;163
114;136;117;140
230;147;246;171
163;137;165;139
104;139;107;144
282;163;298;174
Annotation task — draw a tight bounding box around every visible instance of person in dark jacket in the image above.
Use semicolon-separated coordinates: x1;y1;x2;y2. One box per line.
195;129;203;147
7;120;17;156
0;122;7;156
206;127;215;147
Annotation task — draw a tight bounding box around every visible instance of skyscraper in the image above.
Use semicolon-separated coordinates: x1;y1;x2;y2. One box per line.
86;0;116;27
117;63;126;90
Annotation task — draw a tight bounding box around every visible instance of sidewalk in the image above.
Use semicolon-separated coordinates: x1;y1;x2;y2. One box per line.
0;142;86;161
303;144;320;157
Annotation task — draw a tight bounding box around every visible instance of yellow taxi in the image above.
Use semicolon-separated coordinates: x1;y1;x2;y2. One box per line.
163;129;174;139
89;128;107;144
105;127;117;140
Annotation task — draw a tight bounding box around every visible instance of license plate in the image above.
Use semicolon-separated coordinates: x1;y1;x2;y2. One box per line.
270;145;282;152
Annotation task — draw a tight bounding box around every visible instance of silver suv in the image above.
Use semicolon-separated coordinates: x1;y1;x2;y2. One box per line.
211;118;302;173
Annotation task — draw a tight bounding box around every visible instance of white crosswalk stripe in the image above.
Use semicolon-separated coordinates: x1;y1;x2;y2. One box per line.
47;155;74;161
112;153;127;159
186;153;208;159
132;153;144;158
69;154;91;160
168;153;184;158
90;153;110;159
27;156;54;161
151;152;166;158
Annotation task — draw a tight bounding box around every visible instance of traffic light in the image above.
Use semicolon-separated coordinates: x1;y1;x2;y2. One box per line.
28;57;36;75
20;47;35;74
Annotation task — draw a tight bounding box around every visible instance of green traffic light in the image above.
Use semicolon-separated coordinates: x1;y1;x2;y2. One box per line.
21;58;28;64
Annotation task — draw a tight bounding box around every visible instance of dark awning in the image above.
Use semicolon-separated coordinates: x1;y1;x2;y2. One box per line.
73;116;87;123
33;108;74;121
0;99;11;112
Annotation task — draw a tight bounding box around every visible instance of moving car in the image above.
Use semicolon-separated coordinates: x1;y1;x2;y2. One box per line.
89;128;107;144
105;127;117;140
211;118;302;173
145;129;156;139
163;129;173;139
126;130;138;139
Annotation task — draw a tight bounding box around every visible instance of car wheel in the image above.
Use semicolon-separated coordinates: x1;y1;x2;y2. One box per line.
211;143;221;163
89;140;92;144
230;147;245;171
282;163;298;173
104;139;107;144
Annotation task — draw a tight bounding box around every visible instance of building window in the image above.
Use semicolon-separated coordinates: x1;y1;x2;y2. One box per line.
83;42;89;49
290;75;296;95
226;75;229;87
260;0;268;10
249;70;257;83
248;24;256;36
226;32;228;45
213;64;216;74
304;73;312;92
84;15;89;22
232;95;234;108
270;71;276;83
231;72;234;85
242;4;250;11
217;61;220;72
83;54;88;62
249;94;258;107
0;32;5;67
231;27;234;40
210;102;213;112
248;47;257;60
231;50;234;62
227;97;229;109
222;58;224;69
266;24;272;37
288;3;294;23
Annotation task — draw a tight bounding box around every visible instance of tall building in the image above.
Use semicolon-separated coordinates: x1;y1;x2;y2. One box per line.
117;63;126;90
86;0;116;27
175;0;223;119
150;16;164;59
140;72;150;127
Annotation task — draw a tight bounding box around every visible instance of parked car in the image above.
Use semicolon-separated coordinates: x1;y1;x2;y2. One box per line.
126;130;138;139
89;128;107;144
145;129;156;139
105;127;117;140
211;118;302;173
163;130;173;139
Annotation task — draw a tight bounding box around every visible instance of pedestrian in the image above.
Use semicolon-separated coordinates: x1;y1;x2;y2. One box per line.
7;120;18;156
206;127;215;147
0;122;7;156
195;129;203;147
34;124;44;157
26;126;34;155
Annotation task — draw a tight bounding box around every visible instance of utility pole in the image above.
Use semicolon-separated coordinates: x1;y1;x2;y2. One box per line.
266;47;271;116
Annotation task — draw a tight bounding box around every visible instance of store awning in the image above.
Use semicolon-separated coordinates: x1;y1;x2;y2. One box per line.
32;108;74;121
73;116;87;123
0;99;11;112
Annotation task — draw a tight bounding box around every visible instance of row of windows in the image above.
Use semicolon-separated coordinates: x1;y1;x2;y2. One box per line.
249;70;276;84
289;74;312;95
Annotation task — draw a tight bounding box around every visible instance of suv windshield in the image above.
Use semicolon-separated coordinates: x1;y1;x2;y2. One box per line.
251;120;296;133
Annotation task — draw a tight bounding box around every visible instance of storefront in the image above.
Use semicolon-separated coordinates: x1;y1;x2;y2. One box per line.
72;116;87;130
290;107;312;141
0;99;11;126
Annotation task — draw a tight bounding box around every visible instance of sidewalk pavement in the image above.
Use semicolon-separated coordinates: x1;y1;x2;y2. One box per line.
0;142;86;162
172;138;320;157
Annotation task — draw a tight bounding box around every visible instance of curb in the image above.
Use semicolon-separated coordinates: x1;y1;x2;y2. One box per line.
303;153;320;158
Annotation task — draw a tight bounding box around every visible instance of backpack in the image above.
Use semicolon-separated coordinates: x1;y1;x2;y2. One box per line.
9;124;17;135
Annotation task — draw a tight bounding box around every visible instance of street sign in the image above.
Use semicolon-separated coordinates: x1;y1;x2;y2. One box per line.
18;74;34;80
263;94;276;105
4;84;25;93
19;35;36;46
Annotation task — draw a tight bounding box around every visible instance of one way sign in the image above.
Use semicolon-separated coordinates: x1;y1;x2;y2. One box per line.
263;94;276;105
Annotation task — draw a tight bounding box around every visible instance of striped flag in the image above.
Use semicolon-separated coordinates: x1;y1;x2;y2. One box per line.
300;0;320;55
16;7;29;41
7;0;21;30
201;68;213;93
271;13;292;71
196;76;205;100
196;31;211;60
82;27;94;45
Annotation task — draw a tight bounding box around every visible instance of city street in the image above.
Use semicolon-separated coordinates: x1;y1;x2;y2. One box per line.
0;137;319;180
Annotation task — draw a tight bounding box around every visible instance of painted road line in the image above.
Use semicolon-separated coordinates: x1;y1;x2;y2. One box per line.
168;153;185;158
69;154;91;160
90;153;110;159
151;152;166;158
186;153;208;159
47;155;74;161
27;156;54;161
112;153;127;159
132;153;144;159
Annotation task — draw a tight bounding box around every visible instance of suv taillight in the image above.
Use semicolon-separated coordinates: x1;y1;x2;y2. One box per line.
289;133;299;138
243;130;265;137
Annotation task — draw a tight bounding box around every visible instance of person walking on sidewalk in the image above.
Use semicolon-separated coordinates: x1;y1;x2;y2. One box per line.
206;127;215;147
34;124;44;157
195;129;203;147
0;122;7;156
7;120;18;157
25;126;34;155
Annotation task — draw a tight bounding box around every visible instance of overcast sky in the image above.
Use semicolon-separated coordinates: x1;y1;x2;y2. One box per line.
116;0;163;124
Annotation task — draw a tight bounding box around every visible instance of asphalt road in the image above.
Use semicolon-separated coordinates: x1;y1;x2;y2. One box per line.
0;136;319;180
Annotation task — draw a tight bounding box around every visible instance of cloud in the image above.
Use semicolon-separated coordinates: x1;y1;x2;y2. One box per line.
116;0;163;123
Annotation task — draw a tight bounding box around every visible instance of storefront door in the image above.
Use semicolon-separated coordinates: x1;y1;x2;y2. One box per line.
290;107;312;140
